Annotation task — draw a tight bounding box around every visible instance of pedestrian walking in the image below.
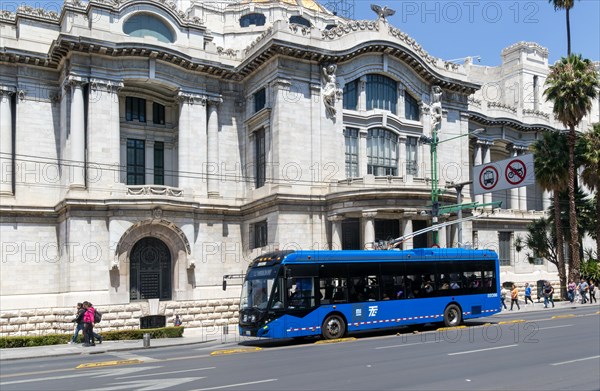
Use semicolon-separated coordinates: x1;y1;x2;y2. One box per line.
543;281;555;308
524;282;534;305
82;301;96;347
579;278;589;304
501;286;508;310
588;279;596;304
510;284;520;310
69;302;85;344
174;314;182;326
567;281;576;303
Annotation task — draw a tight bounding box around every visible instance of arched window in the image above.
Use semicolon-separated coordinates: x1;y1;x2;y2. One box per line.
367;128;398;176
289;15;311;27
366;75;397;114
240;13;266;27
123;13;175;43
343;79;359;110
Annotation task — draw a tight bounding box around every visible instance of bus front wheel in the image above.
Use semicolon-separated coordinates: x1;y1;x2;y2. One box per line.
443;304;462;327
322;314;346;339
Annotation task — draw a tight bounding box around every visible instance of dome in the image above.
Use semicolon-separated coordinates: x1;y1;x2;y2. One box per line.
238;0;332;14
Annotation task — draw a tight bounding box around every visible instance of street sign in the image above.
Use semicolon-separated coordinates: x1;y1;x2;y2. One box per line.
472;153;534;195
479;165;499;191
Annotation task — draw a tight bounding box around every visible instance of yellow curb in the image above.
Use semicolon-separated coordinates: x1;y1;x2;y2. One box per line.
76;359;142;369
482;323;492;326
511;320;526;323
596;311;600;315
210;347;262;356
314;337;356;344
436;325;467;331
552;314;576;319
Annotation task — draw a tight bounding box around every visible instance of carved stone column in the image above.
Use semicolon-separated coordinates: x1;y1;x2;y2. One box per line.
0;87;15;195
438;224;447;248
482;142;492;208
207;97;221;198
362;211;377;249
88;78;123;190
542;190;551;211
177;91;207;194
510;147;519;210
67;76;88;189
145;139;155;185
359;128;368;177
401;218;413;250
473;140;483;206
358;76;367;112
516;147;528;211
328;215;344;250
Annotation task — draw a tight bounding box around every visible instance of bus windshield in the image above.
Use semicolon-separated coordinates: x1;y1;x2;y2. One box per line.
241;266;279;310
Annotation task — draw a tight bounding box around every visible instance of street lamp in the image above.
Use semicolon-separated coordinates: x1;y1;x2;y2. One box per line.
421;127;484;246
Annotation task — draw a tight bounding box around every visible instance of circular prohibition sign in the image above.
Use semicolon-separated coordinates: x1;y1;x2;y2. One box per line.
505;159;527;185
479;165;499;191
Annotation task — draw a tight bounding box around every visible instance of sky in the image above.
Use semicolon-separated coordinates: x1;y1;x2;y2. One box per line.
4;0;599;66
348;0;600;66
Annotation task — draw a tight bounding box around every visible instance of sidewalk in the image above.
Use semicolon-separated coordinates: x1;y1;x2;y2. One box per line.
495;299;600;315
0;325;255;362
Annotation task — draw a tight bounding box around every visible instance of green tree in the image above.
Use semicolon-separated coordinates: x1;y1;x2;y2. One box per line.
544;54;600;281
580;123;600;254
531;131;568;295
548;0;575;55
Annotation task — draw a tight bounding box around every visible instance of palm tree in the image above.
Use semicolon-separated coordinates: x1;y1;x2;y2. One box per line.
548;0;576;55
544;54;600;281
581;123;600;255
531;132;568;297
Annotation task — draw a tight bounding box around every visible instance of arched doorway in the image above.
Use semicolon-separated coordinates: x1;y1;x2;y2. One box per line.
130;237;172;300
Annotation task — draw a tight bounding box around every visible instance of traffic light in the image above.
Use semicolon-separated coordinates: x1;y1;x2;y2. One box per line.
432;201;440;217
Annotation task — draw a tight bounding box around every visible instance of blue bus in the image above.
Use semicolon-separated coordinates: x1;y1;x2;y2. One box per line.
236;248;500;339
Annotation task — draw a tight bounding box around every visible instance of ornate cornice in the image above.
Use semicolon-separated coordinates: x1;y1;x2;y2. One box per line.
469;112;557;132
177;91;207;105
90;78;124;93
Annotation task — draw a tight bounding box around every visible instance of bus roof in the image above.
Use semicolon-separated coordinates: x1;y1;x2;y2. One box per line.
250;248;498;267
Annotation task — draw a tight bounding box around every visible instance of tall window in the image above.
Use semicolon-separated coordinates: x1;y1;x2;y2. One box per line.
499;232;512;266
127;139;145;185
254;88;266;113
366;75;397;114
367;128;398;176
251;221;268;249
154;141;164;185
153;102;165;125
344;128;359;178
405;91;419;121
240;13;266;27
406;136;418;176
126;97;146;122
255;128;266;188
343;79;359;110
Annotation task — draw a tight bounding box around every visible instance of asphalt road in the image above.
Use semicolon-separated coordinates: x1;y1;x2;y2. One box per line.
1;306;598;391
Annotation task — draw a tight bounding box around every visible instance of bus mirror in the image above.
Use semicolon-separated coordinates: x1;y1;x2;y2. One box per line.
222;280;227;291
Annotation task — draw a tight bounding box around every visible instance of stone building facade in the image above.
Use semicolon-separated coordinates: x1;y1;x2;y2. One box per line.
0;0;597;336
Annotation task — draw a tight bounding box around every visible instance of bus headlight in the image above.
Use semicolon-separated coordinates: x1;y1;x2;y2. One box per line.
250;315;256;322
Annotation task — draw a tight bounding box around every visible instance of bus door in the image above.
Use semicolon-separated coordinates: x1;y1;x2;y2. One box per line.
284;265;320;336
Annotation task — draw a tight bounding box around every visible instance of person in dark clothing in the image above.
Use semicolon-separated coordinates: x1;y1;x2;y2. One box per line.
69;303;85;344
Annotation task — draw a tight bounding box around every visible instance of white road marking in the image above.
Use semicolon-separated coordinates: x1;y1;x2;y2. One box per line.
109;352;159;362
537;324;573;331
192;378;278;390
376;340;440;350
448;344;518;356
551;355;600;366
87;378;201;391
116;367;215;380
1;371;103;385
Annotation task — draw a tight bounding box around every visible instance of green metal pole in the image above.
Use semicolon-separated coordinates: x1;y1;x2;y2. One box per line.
431;124;439;246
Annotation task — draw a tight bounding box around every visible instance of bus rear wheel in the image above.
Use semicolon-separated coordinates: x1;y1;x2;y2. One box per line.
443;304;462;327
322;314;346;340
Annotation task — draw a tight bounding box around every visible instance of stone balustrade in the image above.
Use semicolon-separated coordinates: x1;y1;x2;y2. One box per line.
0;298;240;337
